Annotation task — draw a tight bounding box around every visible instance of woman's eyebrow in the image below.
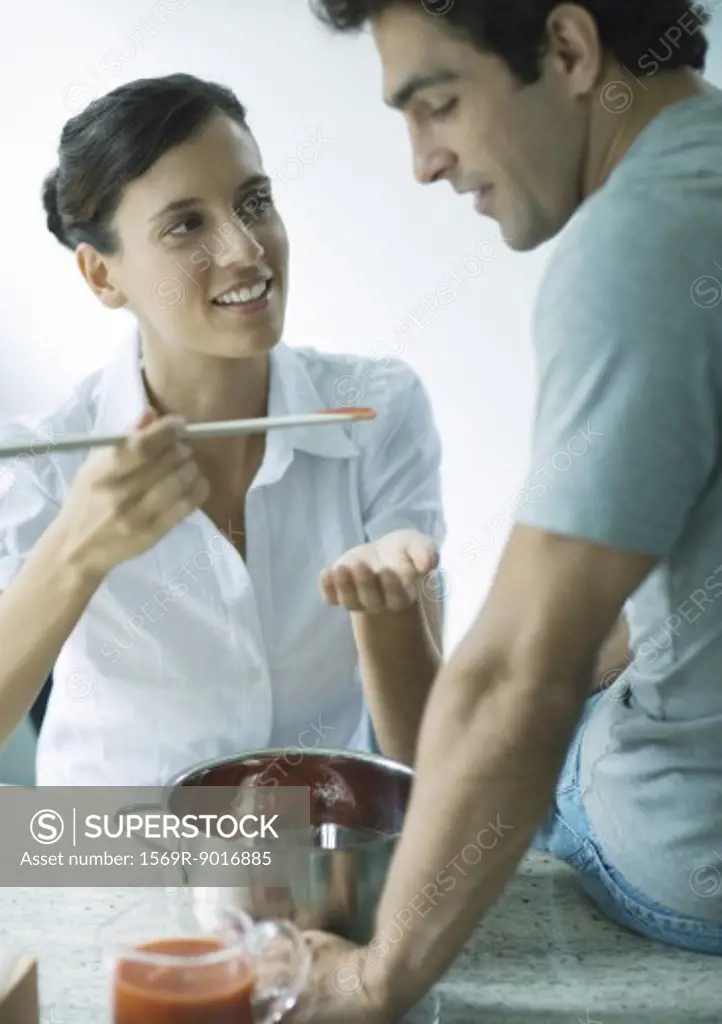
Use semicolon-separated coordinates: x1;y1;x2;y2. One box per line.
150;175;272;223
237;173;272;193
150;196;200;223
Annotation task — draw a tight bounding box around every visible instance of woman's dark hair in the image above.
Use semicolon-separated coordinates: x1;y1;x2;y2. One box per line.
42;73;250;253
310;0;711;84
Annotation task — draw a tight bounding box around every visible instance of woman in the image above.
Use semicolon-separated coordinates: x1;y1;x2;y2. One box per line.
0;73;446;786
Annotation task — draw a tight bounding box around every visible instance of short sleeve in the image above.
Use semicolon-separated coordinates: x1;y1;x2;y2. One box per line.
360;368;446;548
515;196;718;558
0;427;62;589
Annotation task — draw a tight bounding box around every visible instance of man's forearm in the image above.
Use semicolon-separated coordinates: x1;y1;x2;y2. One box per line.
351;599;441;765
593;613;631;691
362;649;588;1018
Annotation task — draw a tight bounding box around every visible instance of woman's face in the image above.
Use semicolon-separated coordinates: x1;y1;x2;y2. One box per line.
88;112;289;360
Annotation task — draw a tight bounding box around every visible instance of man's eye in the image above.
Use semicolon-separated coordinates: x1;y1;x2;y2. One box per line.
430;98;458;119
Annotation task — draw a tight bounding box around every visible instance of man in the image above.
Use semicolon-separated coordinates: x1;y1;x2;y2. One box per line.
295;1;722;1020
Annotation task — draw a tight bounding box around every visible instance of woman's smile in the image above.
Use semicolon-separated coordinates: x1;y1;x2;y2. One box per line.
211;276;273;316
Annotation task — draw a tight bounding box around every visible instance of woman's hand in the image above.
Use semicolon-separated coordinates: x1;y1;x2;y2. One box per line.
52;410;210;582
320;529;438;613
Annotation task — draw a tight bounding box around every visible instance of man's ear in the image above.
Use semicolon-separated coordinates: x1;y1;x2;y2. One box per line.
75;242;128;309
545;2;605;98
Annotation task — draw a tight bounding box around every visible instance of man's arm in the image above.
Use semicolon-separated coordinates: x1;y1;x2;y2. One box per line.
593;612;632;692
351;591;443;765
352;590;620;764
361;524;653;1019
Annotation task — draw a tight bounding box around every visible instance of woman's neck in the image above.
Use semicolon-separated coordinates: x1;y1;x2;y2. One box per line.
141;345;270;423
139;339;271;478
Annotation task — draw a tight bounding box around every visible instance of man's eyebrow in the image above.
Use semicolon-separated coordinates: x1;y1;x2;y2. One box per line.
149;175;272;223
386;70;460;110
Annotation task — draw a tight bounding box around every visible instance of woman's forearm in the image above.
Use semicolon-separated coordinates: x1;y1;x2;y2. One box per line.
0;519;102;743
351;597;442;765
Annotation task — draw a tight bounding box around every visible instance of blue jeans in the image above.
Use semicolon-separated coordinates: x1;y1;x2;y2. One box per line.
531;694;722;954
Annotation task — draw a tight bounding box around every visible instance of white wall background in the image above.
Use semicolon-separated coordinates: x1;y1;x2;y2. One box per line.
1;0;722;652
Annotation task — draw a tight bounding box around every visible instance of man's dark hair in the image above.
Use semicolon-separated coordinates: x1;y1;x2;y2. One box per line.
310;1;711;84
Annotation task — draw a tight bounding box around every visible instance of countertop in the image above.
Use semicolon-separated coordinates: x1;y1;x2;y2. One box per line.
1;851;719;1023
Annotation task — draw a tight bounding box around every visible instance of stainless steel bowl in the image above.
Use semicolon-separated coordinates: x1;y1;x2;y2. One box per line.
165;748;413;945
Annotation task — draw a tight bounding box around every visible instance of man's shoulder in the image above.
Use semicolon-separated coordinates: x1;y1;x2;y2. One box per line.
545;94;722;295
551;188;682;271
538;174;721;332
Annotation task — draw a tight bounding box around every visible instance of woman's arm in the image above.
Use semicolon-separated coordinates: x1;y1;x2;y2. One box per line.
0;411;209;743
0;521;102;744
320;364;446;764
320;528;444;766
351;591;443;765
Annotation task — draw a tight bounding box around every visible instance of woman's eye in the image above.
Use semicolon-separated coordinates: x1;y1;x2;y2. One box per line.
430;98;458;119
167;214;202;237
236;189;275;224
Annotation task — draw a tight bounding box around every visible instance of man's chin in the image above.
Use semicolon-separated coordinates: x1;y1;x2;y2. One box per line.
499;220;553;253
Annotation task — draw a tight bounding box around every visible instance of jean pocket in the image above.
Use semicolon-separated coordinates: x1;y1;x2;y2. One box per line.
582;834;722;949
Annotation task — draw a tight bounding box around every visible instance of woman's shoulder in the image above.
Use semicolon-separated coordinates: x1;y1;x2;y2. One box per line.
0;366;106;496
0;363;107;438
288;344;426;414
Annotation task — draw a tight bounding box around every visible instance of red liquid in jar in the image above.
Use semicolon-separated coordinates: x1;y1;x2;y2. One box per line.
113;937;254;1024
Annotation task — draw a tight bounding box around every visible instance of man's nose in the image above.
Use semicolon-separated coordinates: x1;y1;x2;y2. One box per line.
413;145;456;185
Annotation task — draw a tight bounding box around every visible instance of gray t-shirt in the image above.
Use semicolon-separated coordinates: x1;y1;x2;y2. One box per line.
518;89;722;922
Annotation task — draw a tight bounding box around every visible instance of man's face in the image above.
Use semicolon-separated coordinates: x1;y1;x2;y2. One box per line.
372;5;601;251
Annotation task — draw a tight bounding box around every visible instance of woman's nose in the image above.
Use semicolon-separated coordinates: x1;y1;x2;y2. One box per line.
212;215;266;267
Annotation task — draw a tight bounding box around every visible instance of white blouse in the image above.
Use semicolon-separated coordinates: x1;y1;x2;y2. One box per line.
0;334;446;785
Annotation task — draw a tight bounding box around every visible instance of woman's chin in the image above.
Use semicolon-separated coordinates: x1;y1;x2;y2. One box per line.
193;324;282;359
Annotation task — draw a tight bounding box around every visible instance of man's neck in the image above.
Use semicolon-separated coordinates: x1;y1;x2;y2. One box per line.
584;67;709;199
